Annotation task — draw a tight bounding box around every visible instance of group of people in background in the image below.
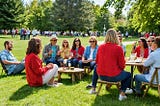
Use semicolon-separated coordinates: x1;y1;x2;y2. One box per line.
0;28;160;101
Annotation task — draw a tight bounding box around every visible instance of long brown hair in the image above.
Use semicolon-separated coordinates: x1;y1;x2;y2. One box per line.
26;38;42;55
72;38;81;50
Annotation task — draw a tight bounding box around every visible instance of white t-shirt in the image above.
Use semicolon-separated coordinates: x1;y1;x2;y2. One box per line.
88;48;94;60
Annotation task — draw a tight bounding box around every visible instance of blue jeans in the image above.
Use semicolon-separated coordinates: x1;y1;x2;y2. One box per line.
68;58;79;67
46;57;60;66
134;74;149;94
8;63;25;75
79;60;96;70
91;66;131;92
91;66;98;88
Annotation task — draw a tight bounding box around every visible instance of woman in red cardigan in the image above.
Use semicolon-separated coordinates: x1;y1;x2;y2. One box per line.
90;29;131;101
25;38;59;87
131;37;149;73
68;38;85;67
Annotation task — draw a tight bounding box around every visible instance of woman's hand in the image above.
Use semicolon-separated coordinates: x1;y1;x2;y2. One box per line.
46;63;54;69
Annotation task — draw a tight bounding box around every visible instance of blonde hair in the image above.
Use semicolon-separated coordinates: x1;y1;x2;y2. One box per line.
89;36;98;45
105;29;119;45
62;39;70;48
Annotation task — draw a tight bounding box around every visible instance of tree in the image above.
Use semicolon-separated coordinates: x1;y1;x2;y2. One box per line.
103;0;125;19
93;5;111;32
0;0;24;29
52;0;95;32
129;0;160;33
104;0;160;33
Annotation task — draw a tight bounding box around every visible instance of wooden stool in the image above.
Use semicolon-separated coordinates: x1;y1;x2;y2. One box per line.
96;80;121;95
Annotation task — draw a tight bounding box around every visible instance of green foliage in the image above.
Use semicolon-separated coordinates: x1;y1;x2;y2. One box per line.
129;0;160;33
0;0;24;29
94;5;111;31
104;0;160;34
103;0;125;19
52;0;96;32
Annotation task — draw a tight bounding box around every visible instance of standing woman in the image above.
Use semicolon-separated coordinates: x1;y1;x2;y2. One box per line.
69;38;85;67
25;38;59;87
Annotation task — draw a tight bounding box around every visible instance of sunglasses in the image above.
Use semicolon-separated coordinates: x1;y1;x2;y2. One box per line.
75;40;80;42
147;40;154;42
64;42;68;43
89;41;95;43
51;39;57;42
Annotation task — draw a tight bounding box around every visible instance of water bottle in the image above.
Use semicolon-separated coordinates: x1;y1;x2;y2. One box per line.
68;60;71;69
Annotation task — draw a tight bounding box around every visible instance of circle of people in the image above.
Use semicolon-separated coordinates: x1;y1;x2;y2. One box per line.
0;29;160;101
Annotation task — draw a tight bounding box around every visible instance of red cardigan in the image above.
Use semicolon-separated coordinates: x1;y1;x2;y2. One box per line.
71;46;85;60
96;43;125;77
135;46;149;58
25;53;49;87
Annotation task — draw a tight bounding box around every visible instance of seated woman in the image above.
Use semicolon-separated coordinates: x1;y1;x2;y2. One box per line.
147;36;155;54
25;38;59;87
134;36;160;95
79;36;98;71
58;39;71;66
131;37;149;73
69;38;85;67
89;29;131;101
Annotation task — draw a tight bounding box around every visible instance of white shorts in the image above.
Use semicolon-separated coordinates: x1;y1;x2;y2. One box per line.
42;64;58;84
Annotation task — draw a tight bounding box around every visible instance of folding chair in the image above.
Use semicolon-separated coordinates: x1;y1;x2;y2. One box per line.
142;67;160;98
0;58;8;75
96;80;121;95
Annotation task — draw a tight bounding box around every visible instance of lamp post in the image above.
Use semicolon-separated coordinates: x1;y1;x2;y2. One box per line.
103;24;106;36
103;17;106;36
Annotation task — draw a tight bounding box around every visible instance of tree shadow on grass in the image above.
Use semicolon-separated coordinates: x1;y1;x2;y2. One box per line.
9;84;49;101
0;36;11;39
0;74;8;79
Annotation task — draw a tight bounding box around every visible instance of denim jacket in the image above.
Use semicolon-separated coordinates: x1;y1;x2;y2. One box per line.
83;45;98;60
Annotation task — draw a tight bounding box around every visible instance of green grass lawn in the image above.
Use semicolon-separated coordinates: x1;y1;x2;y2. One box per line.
0;35;160;106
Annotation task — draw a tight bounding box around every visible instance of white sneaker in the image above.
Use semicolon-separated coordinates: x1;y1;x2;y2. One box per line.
89;89;97;94
47;83;59;87
57;82;63;85
118;94;127;101
125;88;133;94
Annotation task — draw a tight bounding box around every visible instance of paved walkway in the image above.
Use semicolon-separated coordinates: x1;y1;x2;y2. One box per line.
98;41;135;45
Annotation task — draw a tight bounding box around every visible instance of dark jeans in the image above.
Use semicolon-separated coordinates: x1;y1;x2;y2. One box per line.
79;60;96;70
68;58;79;67
46;57;60;66
92;66;131;92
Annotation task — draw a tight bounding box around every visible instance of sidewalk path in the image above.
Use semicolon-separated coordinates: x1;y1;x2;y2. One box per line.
98;41;135;45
